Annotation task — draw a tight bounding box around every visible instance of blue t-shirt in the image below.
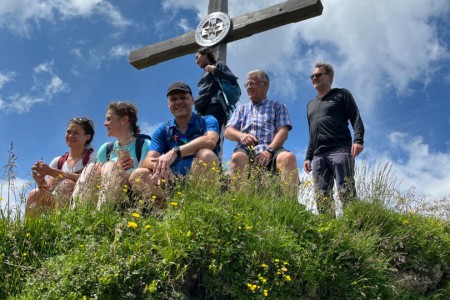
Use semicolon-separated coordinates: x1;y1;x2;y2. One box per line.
97;139;151;171
150;113;219;176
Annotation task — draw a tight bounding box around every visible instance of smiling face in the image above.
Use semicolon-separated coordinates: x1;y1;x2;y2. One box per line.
65;123;90;149
245;73;269;103
168;91;194;119
104;109;126;138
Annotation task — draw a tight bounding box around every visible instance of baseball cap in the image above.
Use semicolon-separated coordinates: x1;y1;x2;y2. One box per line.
166;81;192;96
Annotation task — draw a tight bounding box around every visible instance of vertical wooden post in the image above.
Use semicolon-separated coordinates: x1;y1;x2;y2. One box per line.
208;0;228;63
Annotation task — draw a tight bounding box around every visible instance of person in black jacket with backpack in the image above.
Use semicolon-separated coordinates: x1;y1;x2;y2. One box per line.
195;47;240;159
304;62;365;217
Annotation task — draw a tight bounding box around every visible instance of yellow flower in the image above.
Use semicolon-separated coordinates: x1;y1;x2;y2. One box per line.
263;289;268;297
245;224;252;230
127;221;138;229
247;283;257;291
402;220;409;225
26;233;31;237
261;263;269;269
259;276;267;283
177;191;182;195
161;179;166;183
186;231;192;237
134;178;140;183
22;253;27;257
170;201;178;206
58;173;63;179
283;261;288;265
96;185;101;189
131;213;141;219
281;266;288;272
144;225;151;229
284;275;291;282
274;258;280;263
152;195;156;199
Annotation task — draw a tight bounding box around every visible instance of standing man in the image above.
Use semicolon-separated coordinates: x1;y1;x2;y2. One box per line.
224;70;299;197
304;62;365;216
130;81;220;199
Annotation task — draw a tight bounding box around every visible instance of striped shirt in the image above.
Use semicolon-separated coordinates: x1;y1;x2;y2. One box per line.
226;98;292;154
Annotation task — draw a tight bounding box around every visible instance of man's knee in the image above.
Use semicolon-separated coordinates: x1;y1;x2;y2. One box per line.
231;151;249;165
195;148;218;163
275;151;297;170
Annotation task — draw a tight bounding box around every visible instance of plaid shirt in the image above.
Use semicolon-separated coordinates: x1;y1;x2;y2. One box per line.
227;98;292;154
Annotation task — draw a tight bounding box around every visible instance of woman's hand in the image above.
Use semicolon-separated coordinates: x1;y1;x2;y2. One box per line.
117;156;135;170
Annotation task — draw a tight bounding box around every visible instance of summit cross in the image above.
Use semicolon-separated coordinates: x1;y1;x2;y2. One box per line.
128;0;323;69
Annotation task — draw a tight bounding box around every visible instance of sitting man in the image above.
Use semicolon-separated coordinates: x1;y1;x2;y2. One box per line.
130;81;220;200
224;70;299;197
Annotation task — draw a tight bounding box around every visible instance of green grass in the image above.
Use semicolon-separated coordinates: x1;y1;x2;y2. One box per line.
1;162;449;299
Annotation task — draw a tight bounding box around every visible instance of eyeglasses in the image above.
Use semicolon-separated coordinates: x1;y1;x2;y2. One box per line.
245;80;266;88
310;72;329;80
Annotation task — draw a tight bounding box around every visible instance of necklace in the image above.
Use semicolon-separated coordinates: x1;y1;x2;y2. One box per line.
118;137;135;147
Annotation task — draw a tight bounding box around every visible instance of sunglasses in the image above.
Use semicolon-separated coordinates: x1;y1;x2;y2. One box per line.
310;72;329;80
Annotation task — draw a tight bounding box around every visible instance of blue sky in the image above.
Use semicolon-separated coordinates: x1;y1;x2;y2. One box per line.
1;0;449;209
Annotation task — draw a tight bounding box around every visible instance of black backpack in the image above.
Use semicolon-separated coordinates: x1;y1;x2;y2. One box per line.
105;134;151;162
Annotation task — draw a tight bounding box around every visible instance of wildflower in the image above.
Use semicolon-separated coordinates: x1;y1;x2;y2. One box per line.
263;289;269;297
261;263;269;269
285;275;291;282
134;178;140;183
186;230;192;237
161;179;166;183
245;224;252;230
96;184;101;189
402;220;409;225
247;283;257;291
22;253;27;257
58;173;63;179
281;266;288;272
26;233;31;238
283;261;288;265
128;221;138;229
177;191;182;195
145;225;151;230
274;258;280;263
170;201;178;206
152;195;156;199
258;276;267;283
123;184;128;192
131;212;141;219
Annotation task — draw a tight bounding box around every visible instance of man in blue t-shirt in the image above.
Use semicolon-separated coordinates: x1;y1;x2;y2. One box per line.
130;81;220;197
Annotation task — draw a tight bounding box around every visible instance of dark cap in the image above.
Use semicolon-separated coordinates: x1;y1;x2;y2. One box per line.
166;81;192;96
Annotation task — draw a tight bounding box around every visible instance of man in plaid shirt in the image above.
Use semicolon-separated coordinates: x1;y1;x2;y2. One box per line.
224;70;299;196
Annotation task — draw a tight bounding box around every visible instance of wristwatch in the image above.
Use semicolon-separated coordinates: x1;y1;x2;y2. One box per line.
173;146;181;158
267;147;275;157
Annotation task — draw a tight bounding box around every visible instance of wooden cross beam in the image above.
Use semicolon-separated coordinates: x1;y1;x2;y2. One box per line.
129;0;323;70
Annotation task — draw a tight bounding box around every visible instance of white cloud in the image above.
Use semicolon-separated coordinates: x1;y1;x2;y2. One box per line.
0;0;130;37
140;121;164;137
0;71;16;90
381;132;450;199
0;61;69;113
110;44;141;58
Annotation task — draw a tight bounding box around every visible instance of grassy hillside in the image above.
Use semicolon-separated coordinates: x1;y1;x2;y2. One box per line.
1;163;449;299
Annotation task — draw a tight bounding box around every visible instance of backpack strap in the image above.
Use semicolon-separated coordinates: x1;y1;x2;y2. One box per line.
135;138;144;162
105;142;115;161
82;148;94;166
57;152;69;170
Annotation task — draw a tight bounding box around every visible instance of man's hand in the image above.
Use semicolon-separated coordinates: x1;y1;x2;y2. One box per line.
351;143;364;158
151;150;177;183
303;160;312;173
255;151;272;167
240;133;258;147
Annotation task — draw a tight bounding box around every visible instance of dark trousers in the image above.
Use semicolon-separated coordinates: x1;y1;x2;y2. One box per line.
312;146;356;216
